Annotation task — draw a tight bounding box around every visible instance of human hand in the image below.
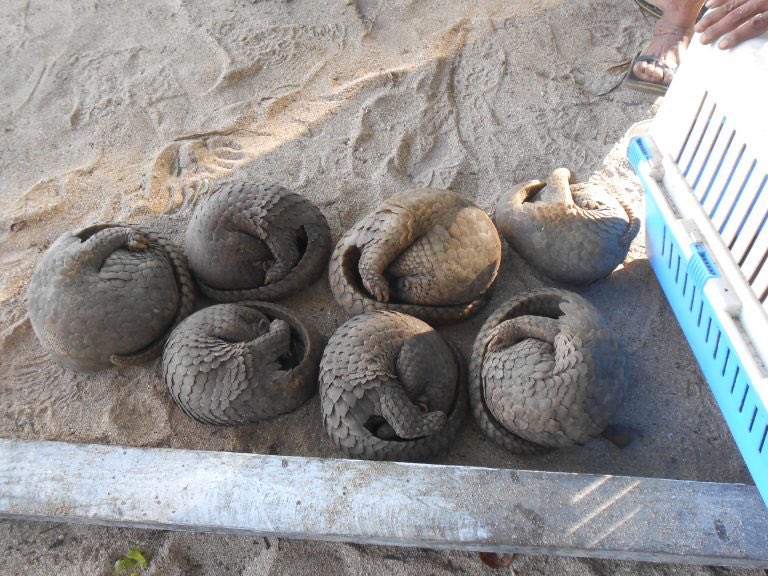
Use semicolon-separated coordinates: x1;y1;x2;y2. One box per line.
695;0;768;49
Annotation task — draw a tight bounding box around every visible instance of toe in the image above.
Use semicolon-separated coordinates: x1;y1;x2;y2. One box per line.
661;63;675;85
634;58;670;84
128;233;149;251
376;285;390;303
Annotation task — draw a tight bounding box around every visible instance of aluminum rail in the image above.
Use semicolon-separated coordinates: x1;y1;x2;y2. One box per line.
1;439;767;567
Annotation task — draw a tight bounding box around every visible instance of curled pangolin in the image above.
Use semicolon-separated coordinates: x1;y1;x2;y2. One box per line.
494;168;640;285
185;181;331;301
163;301;319;425
27;222;194;372
320;311;465;461
469;289;625;453
329;188;501;324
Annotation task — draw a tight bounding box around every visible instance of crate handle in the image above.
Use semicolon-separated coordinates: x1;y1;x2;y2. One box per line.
627;136;664;181
687;242;720;289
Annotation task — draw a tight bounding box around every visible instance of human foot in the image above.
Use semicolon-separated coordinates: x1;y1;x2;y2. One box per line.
632;20;693;86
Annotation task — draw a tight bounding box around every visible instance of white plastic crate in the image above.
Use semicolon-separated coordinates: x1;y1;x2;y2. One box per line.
627;34;768;506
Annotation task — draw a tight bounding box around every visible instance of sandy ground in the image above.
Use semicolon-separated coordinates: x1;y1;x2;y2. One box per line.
0;0;760;574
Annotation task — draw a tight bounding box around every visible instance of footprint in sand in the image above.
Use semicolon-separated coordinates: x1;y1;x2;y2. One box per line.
146;134;246;214
349;66;467;191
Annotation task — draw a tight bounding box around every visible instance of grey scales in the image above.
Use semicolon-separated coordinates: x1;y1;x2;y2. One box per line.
185;181;331;301
470;289;626;453
329;188;501;324
319;311;465;461
27;222;194;372
163;301;319;426
495;167;640;285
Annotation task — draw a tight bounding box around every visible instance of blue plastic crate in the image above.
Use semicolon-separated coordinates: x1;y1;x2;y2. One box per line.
627;35;768;506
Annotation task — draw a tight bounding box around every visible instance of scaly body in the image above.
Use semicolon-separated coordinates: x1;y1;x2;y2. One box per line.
469;289;625;453
163;301;318;425
185;181;331;301
495;168;640;285
320;311;465;461
329;188;501;324
27;222;193;372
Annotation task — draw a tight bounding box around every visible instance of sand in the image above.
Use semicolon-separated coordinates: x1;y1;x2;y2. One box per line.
0;0;761;574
